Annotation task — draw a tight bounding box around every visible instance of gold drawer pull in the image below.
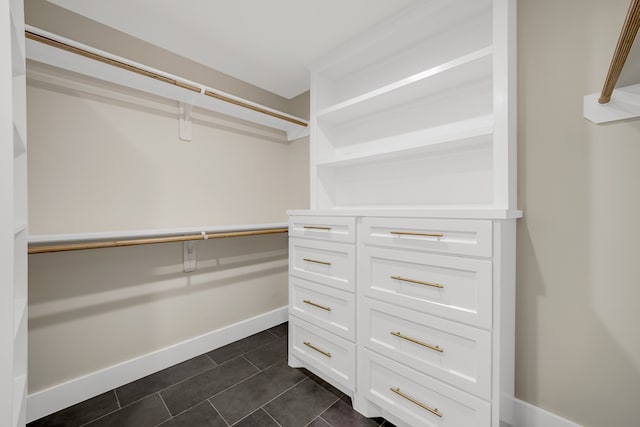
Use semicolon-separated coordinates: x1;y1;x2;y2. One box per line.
303;341;331;358
303;299;331;312
390;387;443;418
390;231;444;238
303;226;332;231
303;258;331;266
390;331;444;353
390;276;443;289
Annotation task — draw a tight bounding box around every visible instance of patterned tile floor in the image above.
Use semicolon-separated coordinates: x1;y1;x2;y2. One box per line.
28;322;394;427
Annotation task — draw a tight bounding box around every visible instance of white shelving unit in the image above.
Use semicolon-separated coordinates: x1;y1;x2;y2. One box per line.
289;1;520;426
3;0;28;425
309;0;516;213
25;26;309;142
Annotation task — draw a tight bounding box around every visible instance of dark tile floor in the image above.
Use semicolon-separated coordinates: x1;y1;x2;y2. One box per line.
28;322;393;427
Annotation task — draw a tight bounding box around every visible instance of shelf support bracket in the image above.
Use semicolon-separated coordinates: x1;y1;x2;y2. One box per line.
179;102;193;141
183;241;197;272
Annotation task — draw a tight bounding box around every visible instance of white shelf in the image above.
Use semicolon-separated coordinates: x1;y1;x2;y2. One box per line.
317;47;492;125
29;222;289;245
14;221;27;236
25;26;309;141
12;74;26;145
288;208;523;220
13;122;26;158
11;20;25;78
583;83;640;124
313;0;493;106
316;115;493;167
13;153;27;224
14;297;27;338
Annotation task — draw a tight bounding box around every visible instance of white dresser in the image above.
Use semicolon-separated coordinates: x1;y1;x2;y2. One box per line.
288;1;520;426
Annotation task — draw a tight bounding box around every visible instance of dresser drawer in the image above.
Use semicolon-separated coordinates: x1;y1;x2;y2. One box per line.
359;349;490;427
289;316;356;392
360;217;492;257
289;238;355;292
361;298;491;399
289;215;356;243
360;246;492;328
290;277;356;341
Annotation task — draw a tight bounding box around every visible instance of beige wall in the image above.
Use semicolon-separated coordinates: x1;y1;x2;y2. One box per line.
517;1;640;426
27;64;297;233
25;64;308;392
25;7;310;392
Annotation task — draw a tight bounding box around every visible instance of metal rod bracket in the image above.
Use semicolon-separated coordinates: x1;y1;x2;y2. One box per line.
183;241;197;272
179;102;193;141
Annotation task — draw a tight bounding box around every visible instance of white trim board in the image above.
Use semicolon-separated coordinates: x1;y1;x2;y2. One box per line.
508;398;583;427
26;306;288;423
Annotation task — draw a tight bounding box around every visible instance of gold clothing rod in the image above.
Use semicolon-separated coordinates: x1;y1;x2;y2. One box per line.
599;0;640;104
29;228;288;254
25;31;308;128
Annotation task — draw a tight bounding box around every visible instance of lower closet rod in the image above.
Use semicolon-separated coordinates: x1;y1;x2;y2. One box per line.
28;228;288;254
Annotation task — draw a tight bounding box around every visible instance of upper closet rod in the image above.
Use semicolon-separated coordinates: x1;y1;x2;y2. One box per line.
598;0;640;104
28;227;288;254
25;30;307;128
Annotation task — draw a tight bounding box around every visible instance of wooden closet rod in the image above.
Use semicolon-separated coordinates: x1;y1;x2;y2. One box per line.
25;31;307;128
599;0;640;104
28;228;288;254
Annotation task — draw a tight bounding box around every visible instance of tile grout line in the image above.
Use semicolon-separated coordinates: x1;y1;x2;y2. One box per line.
156;392;173;424
256;376;314;424
241;354;262;371
209;330;281;366
116;358;219;409
113;389;122;409
313;396;342;426
261;407;283;427
77;405;122;427
208;399;232;427
149;356;265;424
204;352;218;365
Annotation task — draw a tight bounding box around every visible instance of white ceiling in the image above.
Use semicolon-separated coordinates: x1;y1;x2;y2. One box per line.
46;0;415;99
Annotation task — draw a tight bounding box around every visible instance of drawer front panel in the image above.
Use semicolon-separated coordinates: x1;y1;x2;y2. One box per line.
361;299;491;399
289;238;355;292
361;217;492;257
290;277;356;341
359;349;491;427
289;316;356;391
360;246;492;328
289;215;356;243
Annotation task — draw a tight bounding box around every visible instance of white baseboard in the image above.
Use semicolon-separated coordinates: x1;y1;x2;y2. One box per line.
26;306;288;423
510;398;583;427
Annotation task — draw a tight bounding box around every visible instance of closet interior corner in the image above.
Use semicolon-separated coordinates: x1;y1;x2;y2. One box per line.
6;1;521;426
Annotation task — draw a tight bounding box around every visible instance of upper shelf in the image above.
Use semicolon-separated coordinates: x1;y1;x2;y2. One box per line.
316;47;493;125
25;26;309;141
316;114;494;167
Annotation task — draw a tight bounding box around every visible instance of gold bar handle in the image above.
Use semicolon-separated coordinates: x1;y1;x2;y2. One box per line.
390;331;444;353
303;341;331;358
390;387;443;418
390;276;443;289
303;258;331;266
390;231;444;238
303;299;331;312
303;226;332;231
